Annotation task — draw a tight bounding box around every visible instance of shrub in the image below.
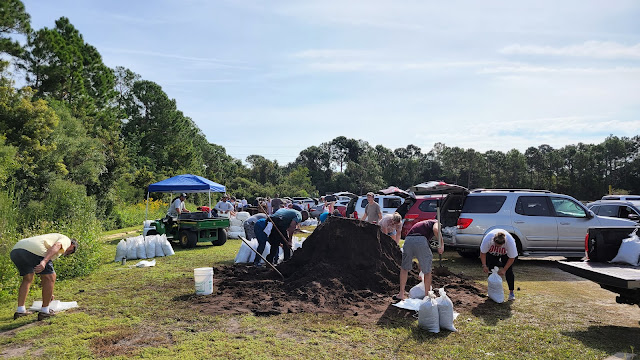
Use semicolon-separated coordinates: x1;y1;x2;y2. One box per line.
110;199;168;229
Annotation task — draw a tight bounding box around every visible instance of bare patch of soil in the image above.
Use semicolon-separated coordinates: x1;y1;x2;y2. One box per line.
90;326;173;358
189;217;486;323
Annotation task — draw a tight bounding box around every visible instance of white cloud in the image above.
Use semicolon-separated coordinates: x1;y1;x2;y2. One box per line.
479;65;640;74
102;48;254;69
500;41;640;60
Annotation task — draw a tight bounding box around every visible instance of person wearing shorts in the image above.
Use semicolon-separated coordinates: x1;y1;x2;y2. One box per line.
10;233;78;320
395;219;443;301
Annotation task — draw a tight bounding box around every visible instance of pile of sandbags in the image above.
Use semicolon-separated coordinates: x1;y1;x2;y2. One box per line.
233;235;304;264
114;234;175;262
417;288;458;333
227;211;250;239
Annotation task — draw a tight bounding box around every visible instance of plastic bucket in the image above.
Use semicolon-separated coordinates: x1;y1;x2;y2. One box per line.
194;267;214;295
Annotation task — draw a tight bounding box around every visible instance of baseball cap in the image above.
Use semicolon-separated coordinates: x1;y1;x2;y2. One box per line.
181;193;187;197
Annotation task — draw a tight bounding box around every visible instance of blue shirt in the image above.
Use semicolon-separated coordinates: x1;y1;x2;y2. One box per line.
318;211;330;223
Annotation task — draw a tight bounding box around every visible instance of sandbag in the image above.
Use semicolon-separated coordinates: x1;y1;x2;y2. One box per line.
488;266;504;303
292;236;304;251
114;239;127;262
418;292;440;333
229;225;244;233
435;287;457;332
409;272;427;299
610;234;640;266
234;240;253;263
160;235;175;256
229;218;243;227
126;236;138;260
228;231;244;239
136;236;148;259
144;235;156;258
153;235;165;257
236;211;250;221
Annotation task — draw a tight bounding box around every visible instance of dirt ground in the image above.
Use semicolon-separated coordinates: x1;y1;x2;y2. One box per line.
191;217;487;323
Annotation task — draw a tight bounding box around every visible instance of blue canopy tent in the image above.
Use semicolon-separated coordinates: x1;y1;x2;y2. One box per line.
146;174;226;219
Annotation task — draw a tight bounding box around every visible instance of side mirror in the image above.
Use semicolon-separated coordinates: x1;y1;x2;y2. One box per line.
628;213;640;221
586;210;595;219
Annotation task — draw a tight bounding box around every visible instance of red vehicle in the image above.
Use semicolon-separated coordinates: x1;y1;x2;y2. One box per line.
399;194;444;238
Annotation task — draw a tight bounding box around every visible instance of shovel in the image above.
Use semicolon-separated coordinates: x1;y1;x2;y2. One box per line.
239;236;284;280
432;206;451;277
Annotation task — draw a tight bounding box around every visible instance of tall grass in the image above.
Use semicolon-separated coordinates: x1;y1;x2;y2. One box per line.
110;199;168;229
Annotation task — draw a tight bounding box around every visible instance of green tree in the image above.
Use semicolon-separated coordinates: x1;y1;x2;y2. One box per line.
0;0;31;57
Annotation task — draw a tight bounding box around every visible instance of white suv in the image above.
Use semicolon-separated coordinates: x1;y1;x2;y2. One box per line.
351;195;404;220
440;189;636;259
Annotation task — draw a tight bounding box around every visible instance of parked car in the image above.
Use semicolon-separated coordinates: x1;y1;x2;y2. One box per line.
396;194;445;238
601;194;640;201
292;197;316;212
332;192;357;217
438;188;637;259
586;201;640;223
351;194;404;221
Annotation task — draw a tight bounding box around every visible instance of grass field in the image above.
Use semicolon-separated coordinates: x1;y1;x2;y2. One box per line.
1;227;639;359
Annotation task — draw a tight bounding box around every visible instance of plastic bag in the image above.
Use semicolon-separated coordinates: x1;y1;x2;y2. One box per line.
236;211;250;221
234;240;253;263
409;272;427;299
136;236;148;259
435;287;457;332
229;218;243;227
126;236;138;260
161;235;175;256
153;235;165;257
114;239;127;262
610;234;640;266
229;225;244;233
488;266;504;303
144;235;156;259
135;259;156;267
418;292;440;333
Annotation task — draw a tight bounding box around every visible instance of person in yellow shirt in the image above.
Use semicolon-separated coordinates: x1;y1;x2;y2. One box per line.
10;233;78;321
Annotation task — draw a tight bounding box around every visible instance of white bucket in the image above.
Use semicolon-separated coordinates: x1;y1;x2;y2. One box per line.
194;267;214;295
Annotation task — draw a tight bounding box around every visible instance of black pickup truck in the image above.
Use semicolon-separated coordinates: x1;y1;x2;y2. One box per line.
558;226;640;307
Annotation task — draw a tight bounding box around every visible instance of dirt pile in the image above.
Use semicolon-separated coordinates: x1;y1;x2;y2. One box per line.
191;217;487;322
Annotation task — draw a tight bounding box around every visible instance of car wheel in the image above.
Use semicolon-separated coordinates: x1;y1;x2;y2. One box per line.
179;231;197;248
211;229;227;246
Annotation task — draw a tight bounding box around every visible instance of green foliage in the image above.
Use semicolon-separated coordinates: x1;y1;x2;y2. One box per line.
0;189;20;302
109;199;168;230
0;0;31;57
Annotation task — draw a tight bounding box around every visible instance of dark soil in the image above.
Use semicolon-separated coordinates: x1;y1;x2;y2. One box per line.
191;217;487;322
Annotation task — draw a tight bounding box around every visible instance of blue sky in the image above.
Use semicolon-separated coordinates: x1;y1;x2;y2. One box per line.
23;0;640;164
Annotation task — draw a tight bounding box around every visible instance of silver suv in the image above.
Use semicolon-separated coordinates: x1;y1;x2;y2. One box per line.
440;189;637;259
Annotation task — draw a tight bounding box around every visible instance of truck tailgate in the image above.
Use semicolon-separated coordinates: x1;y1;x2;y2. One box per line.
558;261;640;289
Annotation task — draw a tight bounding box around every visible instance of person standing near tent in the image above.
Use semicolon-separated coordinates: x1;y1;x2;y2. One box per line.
480;229;518;301
266;208;309;265
10;233;78;320
214;195;234;216
168;193;189;217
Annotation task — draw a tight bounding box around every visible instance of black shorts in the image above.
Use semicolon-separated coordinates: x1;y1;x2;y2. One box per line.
10;249;55;276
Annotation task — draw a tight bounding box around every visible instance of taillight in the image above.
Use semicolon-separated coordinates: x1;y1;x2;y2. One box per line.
457;218;473;229
405;214;419;221
584;233;589;260
353;211;358;219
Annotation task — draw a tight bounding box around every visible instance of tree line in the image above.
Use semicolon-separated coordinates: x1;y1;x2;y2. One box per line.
1;0;639;237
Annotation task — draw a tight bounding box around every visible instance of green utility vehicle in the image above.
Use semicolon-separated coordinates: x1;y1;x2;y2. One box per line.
145;174;229;248
147;212;230;248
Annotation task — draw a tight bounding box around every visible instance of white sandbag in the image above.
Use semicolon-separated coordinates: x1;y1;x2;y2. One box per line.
114;239;127;262
126;236;138;260
143;227;154;236
292;236;304;251
236;211;250;221
610;234;640;266
234;241;253;263
144;235;156;259
153;235;165;257
418;293;440;333
29;300;78;312
436;288;457;332
229;225;244;233
229;218;243;227
409;272;427;299
488;266;504;303
136;236;148;259
248;238;258;263
228;231;244;239
161;234;175;256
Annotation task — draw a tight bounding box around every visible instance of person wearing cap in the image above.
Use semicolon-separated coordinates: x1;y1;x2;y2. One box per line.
10;233;78;320
168;193;189;217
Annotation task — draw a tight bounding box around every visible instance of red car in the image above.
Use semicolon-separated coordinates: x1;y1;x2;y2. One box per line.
399;194;445;238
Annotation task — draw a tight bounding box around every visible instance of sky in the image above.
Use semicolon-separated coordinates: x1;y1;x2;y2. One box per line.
22;0;640;165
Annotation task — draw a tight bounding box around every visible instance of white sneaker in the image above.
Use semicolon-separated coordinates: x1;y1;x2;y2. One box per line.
508;293;515;301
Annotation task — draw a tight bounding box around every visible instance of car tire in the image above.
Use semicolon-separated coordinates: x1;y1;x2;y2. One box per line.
211;229;227;246
179;231;197;248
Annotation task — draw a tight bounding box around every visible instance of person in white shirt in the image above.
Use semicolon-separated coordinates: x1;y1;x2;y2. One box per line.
480;229;519;301
214;195;235;216
241;197;248;210
168;193;189;217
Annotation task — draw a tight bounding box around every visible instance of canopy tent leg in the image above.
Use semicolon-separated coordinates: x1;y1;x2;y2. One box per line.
145;191;150;221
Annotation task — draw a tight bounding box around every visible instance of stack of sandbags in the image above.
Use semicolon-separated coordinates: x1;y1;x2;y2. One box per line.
236;211;250;221
417;288;458;333
227;214;246;239
115;234;174;262
233;238;286;264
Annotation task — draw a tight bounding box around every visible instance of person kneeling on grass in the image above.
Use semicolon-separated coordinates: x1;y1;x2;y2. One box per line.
480;229;518;301
395;219;443;301
10;233;78;320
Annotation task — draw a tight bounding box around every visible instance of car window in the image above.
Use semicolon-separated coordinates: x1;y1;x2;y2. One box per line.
550;197;587;218
589;205;600;215
515;196;552;216
360;198;380;207
461;196;506;213
418;199;438;213
597;205;619;217
383;197;402;208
